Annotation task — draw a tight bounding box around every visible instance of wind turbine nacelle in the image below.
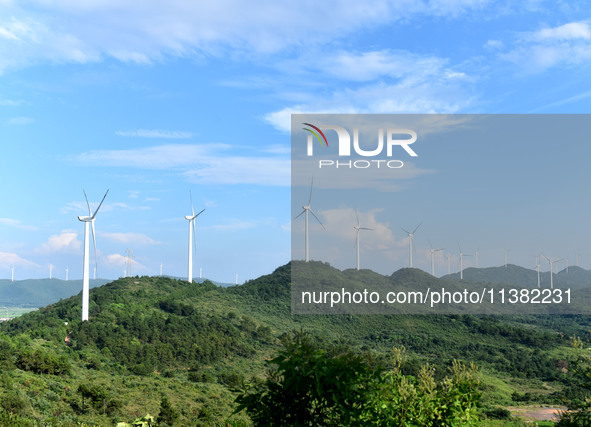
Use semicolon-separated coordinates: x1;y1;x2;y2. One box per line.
78;216;92;222
184;215;193;220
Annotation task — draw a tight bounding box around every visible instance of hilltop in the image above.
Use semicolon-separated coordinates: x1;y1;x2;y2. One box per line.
442;264;591;289
0;261;589;425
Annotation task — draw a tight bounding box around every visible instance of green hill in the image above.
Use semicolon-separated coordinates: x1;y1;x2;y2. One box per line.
0;262;589;425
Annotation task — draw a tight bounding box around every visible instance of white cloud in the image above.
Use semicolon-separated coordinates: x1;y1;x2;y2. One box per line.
74;143;290;186
0;252;40;269
7;116;34;125
208;220;258;232
116;129;193;139
105;253;141;268
264;50;473;133
500;21;591;72
0;218;38;230
0;0;508;74
532;22;591;41
101;232;161;245
36;231;80;253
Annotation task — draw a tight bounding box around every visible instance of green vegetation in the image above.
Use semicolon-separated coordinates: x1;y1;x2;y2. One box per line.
0;262;587;425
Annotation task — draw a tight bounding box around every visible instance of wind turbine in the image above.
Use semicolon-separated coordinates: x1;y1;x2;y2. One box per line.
534;255;541;288
78;189;109;321
353;208;373;270
428;240;443;276
11;266;14;282
65;267;68;281
458;243;471;280
475;248;480;268
541;254;564;289
294;178;324;262
49;264;53;279
185;191;205;283
402;222;422;268
504;249;510;267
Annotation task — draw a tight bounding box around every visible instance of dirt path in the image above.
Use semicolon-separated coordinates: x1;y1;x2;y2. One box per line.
507;406;566;421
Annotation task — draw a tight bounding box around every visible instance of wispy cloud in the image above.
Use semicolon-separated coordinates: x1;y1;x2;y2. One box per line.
265;49;473;133
116;129;193;139
101;232;161;245
0;218;38;231
500;21;591;72
74;143;290;186
6;116;34;125
0;252;40;269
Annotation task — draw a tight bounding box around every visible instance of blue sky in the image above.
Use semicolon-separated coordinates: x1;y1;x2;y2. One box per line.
1;1;591;282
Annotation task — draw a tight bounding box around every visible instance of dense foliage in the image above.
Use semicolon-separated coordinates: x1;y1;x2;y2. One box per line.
236;331;481;426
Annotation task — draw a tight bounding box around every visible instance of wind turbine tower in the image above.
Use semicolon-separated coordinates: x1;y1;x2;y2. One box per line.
541;254;562;289
11;266;14;282
185;191;205;283
428;240;443;276
49;264;53;279
475;248;479;268
65;268;68;281
402;222;422;268
458;243;471;280
295;178;324;262
504;249;510;267
160;262;163;276
78;189;109;321
354;208;373;270
535;255;540;288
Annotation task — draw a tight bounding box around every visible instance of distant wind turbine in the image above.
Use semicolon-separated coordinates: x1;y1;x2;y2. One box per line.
185;191;205;283
428;240;444;277
402;222;422;268
294;178;325;262
504;249;510;267
78;189;109;321
475;248;480;268
458;243;471;280
11;266;14;282
65;267;68;281
541;254;563;289
49;264;53;279
354;208;373;270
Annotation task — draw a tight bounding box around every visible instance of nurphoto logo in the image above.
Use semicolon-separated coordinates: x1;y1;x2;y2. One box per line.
302;123;418;169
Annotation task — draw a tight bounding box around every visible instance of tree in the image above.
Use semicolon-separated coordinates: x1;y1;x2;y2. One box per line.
156;396;179;426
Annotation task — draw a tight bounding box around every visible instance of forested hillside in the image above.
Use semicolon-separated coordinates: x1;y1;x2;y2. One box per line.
0;262;590;425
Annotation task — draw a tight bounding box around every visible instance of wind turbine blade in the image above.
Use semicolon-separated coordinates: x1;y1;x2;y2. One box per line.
354;230;359;248
92;189;109;218
309;208;325;229
190;190;195;217
457;242;462;252
294;209;306;220
91;220;98;275
193;208;205;220
308;178;314;205
428;239;433;250
360;227;373;231
355;208;360;227
412;222;422;234
83;190;91;216
401;228;411;235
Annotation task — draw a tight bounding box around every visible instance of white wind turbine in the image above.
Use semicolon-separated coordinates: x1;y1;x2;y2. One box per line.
294;178;324;262
185;191;205;283
354;208;373;270
504;249;510;267
428;240;443;277
475;248;480;268
458;243;471;280
541;254;564;289
402;222;422;268
534;255;541;288
78;189;109;321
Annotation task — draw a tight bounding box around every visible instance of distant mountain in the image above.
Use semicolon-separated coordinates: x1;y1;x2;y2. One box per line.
0;278;110;307
441;264;591;289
